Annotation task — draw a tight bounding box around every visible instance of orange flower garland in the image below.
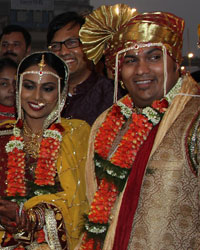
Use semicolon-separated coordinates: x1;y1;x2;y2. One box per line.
35;123;64;186
88;179;119;224
80;78;182;250
80;95;169;250
5;121;63;197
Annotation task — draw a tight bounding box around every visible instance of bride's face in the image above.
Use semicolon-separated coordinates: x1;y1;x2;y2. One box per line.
21;64;59;122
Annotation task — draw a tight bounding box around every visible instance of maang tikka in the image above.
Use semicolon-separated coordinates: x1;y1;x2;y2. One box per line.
38;54;46;83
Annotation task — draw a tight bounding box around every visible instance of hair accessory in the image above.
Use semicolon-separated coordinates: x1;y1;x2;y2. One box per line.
38;54;46;71
37;54;46;83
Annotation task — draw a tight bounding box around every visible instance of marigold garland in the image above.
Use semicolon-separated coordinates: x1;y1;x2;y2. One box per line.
80;77;182;250
5;120;63;197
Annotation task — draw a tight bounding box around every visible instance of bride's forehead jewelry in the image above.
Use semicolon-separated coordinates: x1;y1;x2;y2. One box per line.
38;54;46;82
38;54;46;70
20;54;60;84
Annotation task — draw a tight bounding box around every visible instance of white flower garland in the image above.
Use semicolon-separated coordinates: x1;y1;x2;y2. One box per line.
117;77;183;125
5;140;24;152
13;126;21;137
85;223;107;234
165;77;182;104
117;102;132;119
5;124;63;154
43;129;62;142
95;159;127;179
142;107;161;125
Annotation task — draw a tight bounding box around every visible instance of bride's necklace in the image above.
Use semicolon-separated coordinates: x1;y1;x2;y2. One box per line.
22;121;43;158
5;120;63;197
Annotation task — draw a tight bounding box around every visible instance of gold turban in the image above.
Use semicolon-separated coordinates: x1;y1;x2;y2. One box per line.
118;12;184;63
79;4;138;67
80;8;184;74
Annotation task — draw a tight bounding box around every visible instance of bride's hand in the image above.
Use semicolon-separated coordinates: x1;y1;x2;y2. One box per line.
0;199;32;234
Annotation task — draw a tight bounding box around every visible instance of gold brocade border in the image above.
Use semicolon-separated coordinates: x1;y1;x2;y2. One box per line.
0;245;17;250
187;111;200;174
44;208;62;250
26;242;50;250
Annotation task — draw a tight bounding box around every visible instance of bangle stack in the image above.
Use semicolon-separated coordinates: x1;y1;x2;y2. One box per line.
28;205;45;231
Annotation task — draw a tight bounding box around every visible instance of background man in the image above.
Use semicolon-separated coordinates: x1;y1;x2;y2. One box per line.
47;11;126;125
0;24;31;64
78;4;200;250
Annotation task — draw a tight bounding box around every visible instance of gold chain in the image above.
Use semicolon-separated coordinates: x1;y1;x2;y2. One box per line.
22;121;43;158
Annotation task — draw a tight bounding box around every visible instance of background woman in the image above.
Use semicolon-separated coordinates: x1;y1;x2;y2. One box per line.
0;57;17;122
0;51;90;250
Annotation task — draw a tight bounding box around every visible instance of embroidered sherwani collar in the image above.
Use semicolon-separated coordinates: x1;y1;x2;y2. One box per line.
150;75;200;158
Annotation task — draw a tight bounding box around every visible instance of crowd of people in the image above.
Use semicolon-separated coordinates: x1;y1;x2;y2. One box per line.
0;3;199;250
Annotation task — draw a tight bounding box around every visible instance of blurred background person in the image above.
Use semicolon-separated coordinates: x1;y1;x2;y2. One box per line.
0;57;17;122
0;24;31;64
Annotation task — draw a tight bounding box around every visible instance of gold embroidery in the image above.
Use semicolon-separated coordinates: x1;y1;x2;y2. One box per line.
55;213;62;220
45;208;62;250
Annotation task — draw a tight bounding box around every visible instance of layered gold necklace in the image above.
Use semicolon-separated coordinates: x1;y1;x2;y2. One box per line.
22;121;43;158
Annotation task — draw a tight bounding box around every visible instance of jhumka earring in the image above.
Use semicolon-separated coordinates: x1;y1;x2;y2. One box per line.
120;80;126;89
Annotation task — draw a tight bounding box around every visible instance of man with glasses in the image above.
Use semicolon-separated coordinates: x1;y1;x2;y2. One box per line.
47;11;126;125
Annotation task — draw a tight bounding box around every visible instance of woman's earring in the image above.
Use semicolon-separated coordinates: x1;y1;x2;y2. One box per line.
120;80;126;89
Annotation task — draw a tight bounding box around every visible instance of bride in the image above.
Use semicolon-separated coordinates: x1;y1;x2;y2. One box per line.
0;51;90;250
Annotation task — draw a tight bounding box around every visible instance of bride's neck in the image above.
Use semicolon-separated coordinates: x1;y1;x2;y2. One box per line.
23;117;45;133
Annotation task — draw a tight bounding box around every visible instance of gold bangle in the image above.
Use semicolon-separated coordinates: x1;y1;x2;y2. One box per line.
28;209;37;231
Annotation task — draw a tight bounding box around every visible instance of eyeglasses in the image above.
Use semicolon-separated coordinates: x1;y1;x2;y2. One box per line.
48;38;80;52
